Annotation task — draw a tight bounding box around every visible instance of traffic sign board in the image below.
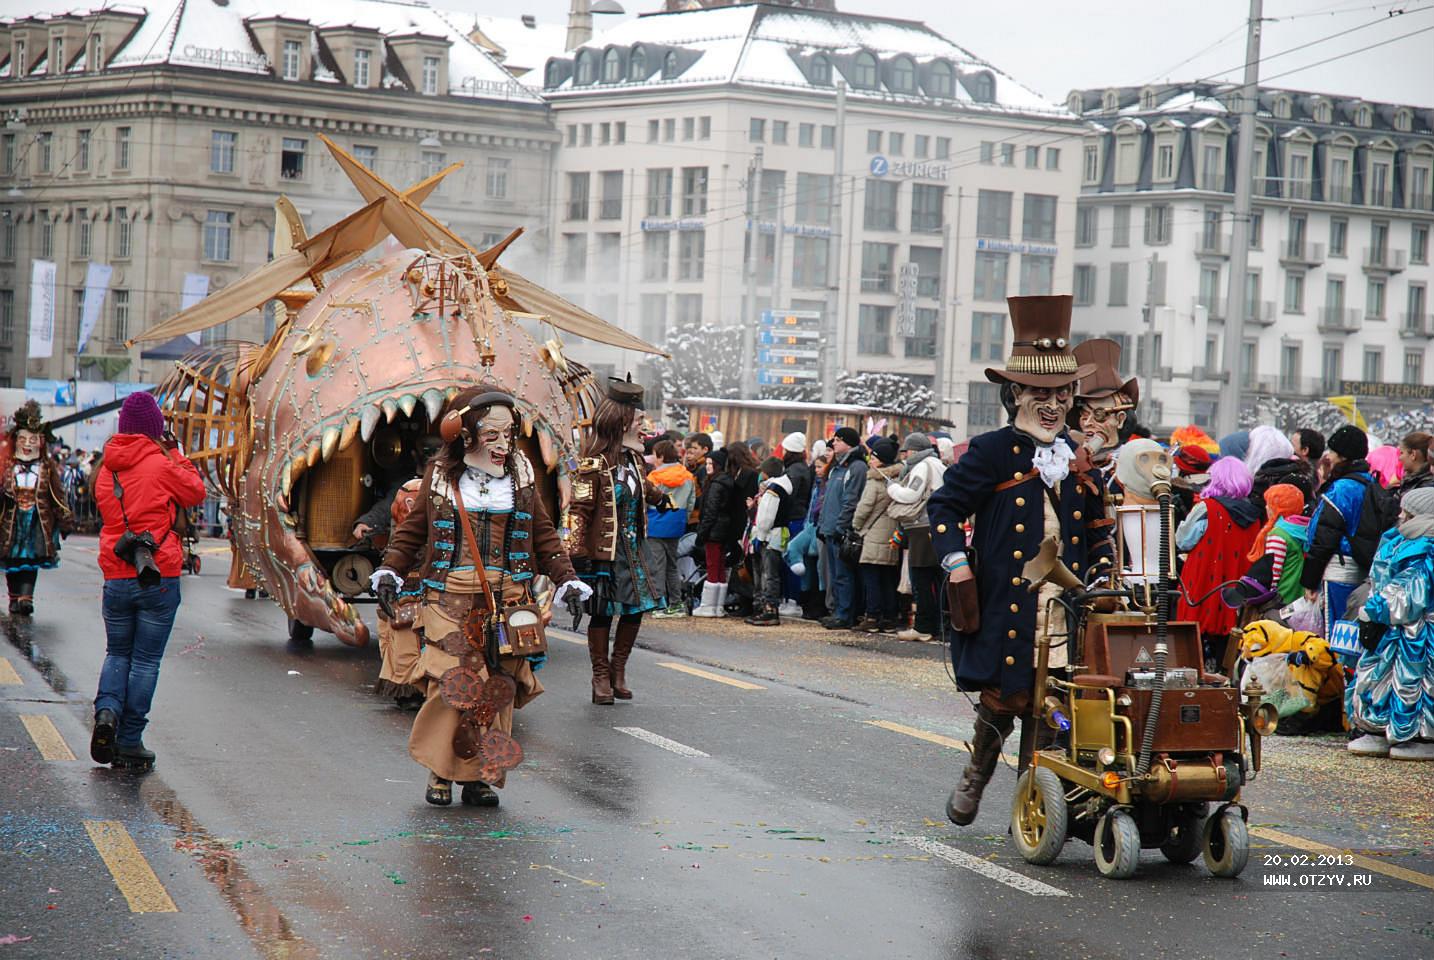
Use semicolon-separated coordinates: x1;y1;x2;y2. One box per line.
761;310;822;330
759;328;822;346
758;368;821;385
759;348;821;364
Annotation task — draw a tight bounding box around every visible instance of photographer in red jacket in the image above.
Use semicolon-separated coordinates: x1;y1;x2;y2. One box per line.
89;393;207;770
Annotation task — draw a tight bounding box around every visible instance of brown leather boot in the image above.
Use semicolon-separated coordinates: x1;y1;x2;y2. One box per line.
945;707;1013;826
588;625;614;704
610;618;640;700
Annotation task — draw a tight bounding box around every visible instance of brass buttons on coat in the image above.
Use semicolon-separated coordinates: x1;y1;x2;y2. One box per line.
1011;577;1022;586
1071;535;1080;544
1013;471;1023;479
1073;510;1082;520
1015;523;1025;533
1072;561;1081;571
936;523;947;534
1009;603;1019;613
1005;656;1016;666
1007;629;1018;639
1013;550;1023;560
1015;497;1026;507
1011;445;1020;454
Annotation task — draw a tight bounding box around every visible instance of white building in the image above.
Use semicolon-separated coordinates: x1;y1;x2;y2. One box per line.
539;2;1085;435
1068;82;1434;431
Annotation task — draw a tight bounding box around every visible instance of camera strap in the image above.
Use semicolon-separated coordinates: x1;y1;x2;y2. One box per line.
110;470;173;550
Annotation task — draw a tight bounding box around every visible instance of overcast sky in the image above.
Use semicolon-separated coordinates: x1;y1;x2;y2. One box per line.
455;0;1433;108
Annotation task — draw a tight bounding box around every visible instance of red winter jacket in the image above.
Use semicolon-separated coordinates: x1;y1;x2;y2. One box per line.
94;434;207;581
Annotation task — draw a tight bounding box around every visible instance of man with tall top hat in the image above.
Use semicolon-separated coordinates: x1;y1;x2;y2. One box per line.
928;295;1115;827
1071;338;1139;478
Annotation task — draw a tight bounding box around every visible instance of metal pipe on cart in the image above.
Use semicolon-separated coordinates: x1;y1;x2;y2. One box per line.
1135;490;1174;776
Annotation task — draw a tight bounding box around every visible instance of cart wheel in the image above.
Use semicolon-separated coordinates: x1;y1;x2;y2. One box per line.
1094;810;1141;879
1010;767;1068;865
1160;807;1207;864
1202;808;1249;878
192;555;201;574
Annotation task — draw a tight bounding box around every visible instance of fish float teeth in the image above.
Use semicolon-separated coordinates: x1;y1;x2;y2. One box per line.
306;440;322;468
321;427;340;462
422;388;444;422
281;468;293;500
360;404;382;442
381;398;398;423
290;455;307;485
339;417;360;451
398;394;418;418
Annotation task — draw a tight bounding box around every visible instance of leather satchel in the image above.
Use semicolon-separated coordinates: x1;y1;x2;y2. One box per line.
946;571;981;634
501;603;548;657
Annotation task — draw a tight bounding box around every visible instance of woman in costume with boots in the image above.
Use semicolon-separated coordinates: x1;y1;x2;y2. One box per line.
374;478;426;711
0;402;73;615
568;380;664;703
373;387;591;807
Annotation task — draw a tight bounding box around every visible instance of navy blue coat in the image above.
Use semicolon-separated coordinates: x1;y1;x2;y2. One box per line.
927;426;1114;696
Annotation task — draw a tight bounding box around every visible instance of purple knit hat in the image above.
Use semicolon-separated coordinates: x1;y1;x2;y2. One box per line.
118;392;165;439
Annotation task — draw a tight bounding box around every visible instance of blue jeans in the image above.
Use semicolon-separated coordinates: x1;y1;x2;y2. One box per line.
824;539;857;623
95;577;182;747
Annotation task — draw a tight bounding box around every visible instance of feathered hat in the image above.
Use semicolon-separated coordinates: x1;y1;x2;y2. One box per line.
10;400;45;436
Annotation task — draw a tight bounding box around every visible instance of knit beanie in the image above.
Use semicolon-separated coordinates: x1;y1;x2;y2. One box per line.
871;438;898;465
901;432;933;453
781;432;806;454
118;392;165;439
1173;445;1211;476
1327;425;1368;462
833;426;861;448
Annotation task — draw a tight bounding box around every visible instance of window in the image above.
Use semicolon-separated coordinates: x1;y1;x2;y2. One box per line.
699;117;711;140
1362;348;1383;383
1046;148;1061;171
799;123;814;148
863;180;898;231
1288;152;1309;198
681;167;708;216
1156;143;1174;180
114;206;131;259
640;293;666;345
39;211;53;258
857;304;891;354
867;130;882;153
563;233;587;282
1371;220;1389;261
679;116;694;142
646;169;673;217
38;132;53;173
567;125;578;147
211;130;236;174
1412;224;1429;264
1284;271;1304;314
1116;140;1137;182
971;72;995;103
976;190;1013;239
51;37;64;75
420;150;445;180
1143;204;1171;244
928;61;955;98
75;129;91;172
792;237;829;288
203;210;234;261
1112;205;1130;247
601;49;622;83
353;48;371;87
662;51;680;79
1407;285;1427;332
1329;156;1350;202
485;158;509;199
758;169;784;220
970;311;1005;363
1109;262;1129;306
1076;207;1098;247
1000;143;1015;166
1249;209;1263;248
1019;255;1054;296
566;172;590;220
663;118;675;141
675;293;702;325
1366;278;1386;320
75;208;90;258
968;382;1002;429
282;39;301;80
0;214;12;259
853;52;878;90
1024;146;1040;169
0;290;12;346
936;136;951;160
860;243;896;292
280;137;305;180
913;135;928;158
750;117;765;143
772;120;787;145
1403;346;1427;386
678;231;705;281
889;132;904;156
647;120;659;143
1201;144;1222;189
353;144;378;169
1326;277;1346;312
810;55;831;85
905;307;937;358
1241;340;1258;389
422;56;440;95
115;126;131;170
890;56;915;93
643;232;670;281
1369;160;1391;206
629;46;647;81
973;252;1009;301
1022;194;1057;242
795;173;832;224
911;184;944;233
596;232;620;276
1329;217;1347;258
1280;342;1301;392
1322;346;1343;392
580;124;592;146
599;123;610;145
599;171;622;220
1075;265;1096;306
112;289;129;343
821;125;835;149
11;39;23;78
1083;144;1100;183
909;245;942;298
1199;265;1221;313
1410;165;1430;210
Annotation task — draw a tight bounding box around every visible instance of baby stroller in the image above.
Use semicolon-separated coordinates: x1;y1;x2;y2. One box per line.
676;532;706;614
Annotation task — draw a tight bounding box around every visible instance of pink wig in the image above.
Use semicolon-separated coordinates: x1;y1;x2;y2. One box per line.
1204;455;1254;500
1367;445;1403;488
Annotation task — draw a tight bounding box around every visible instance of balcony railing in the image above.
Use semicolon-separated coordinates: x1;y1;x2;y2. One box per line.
1246;300;1276;325
1400;312;1434;338
1325;184;1353;205
1363;247;1406;273
1193;232;1229;257
1317;306;1362;334
1407;192;1433;213
1281;240;1325;265
1192;295;1226;319
1366;188;1393;208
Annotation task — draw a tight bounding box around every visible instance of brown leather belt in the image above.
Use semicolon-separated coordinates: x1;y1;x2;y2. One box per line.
994;470;1037;493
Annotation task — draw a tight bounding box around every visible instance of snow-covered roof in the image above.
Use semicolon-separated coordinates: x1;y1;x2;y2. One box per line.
467;13;566;82
0;0;541;103
545;4;1067;118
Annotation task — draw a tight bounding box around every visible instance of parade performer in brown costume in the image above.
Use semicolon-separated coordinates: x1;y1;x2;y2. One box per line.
568;380;665;704
0;402;72;615
372;388;590;807
374;478;425;709
1071;337;1139;485
927;296;1115;826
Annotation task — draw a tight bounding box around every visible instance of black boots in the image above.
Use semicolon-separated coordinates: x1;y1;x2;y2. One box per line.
945;707;1014;826
610;619;639;700
426;771;453;806
745;603;779;626
588;625;614;704
112;742;156;772
460;781;500;807
90;709;117;764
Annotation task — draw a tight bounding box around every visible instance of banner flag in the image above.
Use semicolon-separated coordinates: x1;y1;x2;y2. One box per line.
77;262;113;355
180;273;210;343
27;259;56;359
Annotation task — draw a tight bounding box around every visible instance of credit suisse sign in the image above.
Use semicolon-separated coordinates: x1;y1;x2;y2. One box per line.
869;155;950;181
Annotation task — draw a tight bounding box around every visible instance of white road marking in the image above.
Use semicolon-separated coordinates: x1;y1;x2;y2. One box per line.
899;835;1070;897
614;726;709;758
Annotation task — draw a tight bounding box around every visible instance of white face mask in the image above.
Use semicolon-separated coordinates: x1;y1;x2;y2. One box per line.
1012;385;1074;445
463;406;514;478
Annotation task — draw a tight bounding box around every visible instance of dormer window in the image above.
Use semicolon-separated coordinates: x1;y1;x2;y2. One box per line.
1067;92;1083;114
662;50;679;79
1313;100;1332;124
1274;96;1292;119
1394;108;1412;132
628;45;646;81
89;35;102;73
926;60;953;98
601;48;622;83
889;56;915;94
970;71;995;104
1102;89;1118;113
1140;87;1156;110
421;55;440;95
13;39;25;77
852;51;877;90
50;36;64;75
353;48;371;88
545;60;564;88
281;39;301;80
810;54;831;86
1355;105;1372;128
575;49;596;84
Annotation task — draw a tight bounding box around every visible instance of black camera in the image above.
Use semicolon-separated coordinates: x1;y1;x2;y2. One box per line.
114;530;162;588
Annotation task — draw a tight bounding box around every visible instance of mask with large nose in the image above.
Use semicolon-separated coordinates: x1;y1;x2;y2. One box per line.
464;405;515;478
1012;384;1074;445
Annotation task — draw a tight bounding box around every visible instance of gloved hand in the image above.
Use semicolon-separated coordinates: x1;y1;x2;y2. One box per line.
1286;651;1311;667
1358;620;1385;652
553;579;594;605
370;568;402;619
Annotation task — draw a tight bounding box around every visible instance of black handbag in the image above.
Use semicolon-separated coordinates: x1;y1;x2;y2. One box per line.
838;528;863;565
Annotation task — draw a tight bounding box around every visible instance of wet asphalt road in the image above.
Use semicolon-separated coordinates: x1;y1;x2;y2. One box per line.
1;537;1432;960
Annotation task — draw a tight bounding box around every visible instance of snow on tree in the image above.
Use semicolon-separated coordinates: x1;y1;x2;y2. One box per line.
836;371;936;417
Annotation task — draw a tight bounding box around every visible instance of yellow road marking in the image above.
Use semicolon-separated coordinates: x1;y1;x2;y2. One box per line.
0;657;21;685
866;719;1019;764
83;820;179;913
529;863;604;887
1252;826;1434;891
657;662;765;690
553;633;586;645
19;715;76;761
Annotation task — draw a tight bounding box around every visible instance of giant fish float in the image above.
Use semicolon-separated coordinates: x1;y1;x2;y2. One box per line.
131;138;665;646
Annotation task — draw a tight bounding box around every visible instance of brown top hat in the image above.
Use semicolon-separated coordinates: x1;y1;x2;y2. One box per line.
1074;338;1140;407
985;295;1097;388
608;376;644;408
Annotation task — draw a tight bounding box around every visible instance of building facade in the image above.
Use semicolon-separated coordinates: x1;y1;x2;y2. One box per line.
0;0;555;388
540;3;1084;433
1068;83;1434;430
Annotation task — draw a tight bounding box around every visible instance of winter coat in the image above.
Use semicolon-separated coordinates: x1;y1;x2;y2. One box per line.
568;449;659;563
1251;456;1315;504
95;434;207;580
1176;495;1263;636
646;462;695;539
0;457;71;566
1301;462;1376;589
696;471;741;547
816;449;868;537
752;475;794;545
780;460;813;525
852;462;902;565
887;449;945;529
1396;468;1434;510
